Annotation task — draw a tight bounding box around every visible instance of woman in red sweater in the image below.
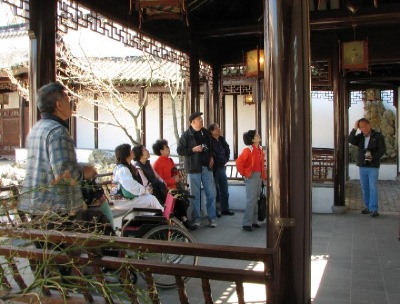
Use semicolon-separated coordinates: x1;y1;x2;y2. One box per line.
235;130;267;231
152;139;180;190
152;139;196;230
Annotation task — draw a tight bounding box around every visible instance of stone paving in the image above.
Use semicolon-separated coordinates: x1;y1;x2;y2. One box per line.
2;158;400;303
345;180;400;212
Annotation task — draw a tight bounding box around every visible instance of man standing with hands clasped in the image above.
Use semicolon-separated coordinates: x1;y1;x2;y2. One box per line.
349;118;386;217
19;82;97;219
177;112;217;228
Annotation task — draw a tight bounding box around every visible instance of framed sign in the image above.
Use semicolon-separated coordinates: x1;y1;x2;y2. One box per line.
342;40;368;71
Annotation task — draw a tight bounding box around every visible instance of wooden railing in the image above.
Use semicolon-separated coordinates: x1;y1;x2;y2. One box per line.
312;148;335;182
0;178;281;303
0;149;331;302
0;226;276;304
0;184;20;227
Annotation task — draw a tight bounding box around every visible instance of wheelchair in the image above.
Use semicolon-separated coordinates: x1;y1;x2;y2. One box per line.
14;180;198;290
111;188;199;289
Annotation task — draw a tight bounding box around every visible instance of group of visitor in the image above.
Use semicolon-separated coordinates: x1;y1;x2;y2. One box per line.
18;82;268;234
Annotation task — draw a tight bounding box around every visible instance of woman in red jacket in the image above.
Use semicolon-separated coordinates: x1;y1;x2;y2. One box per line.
152;139;196;230
235;130;267;231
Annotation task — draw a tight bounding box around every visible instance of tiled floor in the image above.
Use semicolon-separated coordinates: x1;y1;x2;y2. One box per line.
312;211;400;304
2;156;399;303
151;180;400;304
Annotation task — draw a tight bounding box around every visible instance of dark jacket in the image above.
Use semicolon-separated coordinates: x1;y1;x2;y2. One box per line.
210;136;230;168
348;128;386;168
177;127;214;173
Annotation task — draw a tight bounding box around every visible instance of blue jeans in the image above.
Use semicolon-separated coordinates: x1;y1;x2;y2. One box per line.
243;172;262;227
188;166;217;222
359;167;379;212
214;166;230;212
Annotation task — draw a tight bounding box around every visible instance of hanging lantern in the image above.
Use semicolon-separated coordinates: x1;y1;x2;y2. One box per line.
245;49;264;77
346;0;362;14
243;94;255;105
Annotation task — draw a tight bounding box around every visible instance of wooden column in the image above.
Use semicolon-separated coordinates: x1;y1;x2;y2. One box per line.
265;1;311;303
333;37;346;209
212;64;221;125
159;92;164;140
189;41;200;114
140;88;146;146
233;94;238;159
203;81;210;126
255;78;262;133
19;95;25;148
28;0;57;127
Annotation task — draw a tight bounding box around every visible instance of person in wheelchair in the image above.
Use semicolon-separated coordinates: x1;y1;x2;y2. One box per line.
132;144;168;205
113;144;164;211
152;139;197;230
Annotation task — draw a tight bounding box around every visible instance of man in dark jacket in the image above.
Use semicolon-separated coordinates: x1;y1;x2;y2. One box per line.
209;123;235;217
349;118;386;217
177;112;217;228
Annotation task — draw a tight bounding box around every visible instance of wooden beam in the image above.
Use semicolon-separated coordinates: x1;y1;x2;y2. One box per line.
310;6;400;30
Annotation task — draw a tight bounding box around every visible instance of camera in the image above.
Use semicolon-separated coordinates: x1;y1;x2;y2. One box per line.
201;144;209;151
364;150;372;166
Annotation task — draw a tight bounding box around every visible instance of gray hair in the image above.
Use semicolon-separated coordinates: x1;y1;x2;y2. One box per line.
37;82;66;113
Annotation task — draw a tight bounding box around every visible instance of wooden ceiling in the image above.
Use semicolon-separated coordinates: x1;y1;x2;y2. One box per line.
74;0;260;65
74;1;400;85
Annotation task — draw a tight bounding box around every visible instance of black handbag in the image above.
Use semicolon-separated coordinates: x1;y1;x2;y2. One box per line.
81;178;105;207
257;183;267;222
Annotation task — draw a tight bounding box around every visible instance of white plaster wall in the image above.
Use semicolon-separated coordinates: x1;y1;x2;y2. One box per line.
75;93;189;154
223;95;269;159
145;94;161;152
311;94;334;148
76;100;95;149
237;98;256;152
77;97;137;150
160;94;188;156
348;164;397;180
98;98;140;150
3;91;19;108
74;92;262;160
312;186;334;213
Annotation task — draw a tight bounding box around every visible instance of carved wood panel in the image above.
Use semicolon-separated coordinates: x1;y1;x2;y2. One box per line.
0;109;20;155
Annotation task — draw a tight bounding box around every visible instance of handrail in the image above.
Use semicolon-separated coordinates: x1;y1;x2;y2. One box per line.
0;226;275;304
0;227;272;262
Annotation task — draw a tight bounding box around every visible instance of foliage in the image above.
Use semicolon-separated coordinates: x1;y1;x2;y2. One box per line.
0;188;152;303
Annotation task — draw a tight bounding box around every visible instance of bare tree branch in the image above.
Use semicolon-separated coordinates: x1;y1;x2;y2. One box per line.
2;32;187;148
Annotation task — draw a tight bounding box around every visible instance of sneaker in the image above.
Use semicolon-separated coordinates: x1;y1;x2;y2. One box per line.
242;226;253;232
216;211;222;218
182;220;198;231
221;210;235;216
361;207;370;214
192;220;201;228
209;219;217;228
370;211;379;217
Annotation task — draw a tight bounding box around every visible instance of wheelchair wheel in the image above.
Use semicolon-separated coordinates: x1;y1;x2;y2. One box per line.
169;217;186;229
140;225;198;289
